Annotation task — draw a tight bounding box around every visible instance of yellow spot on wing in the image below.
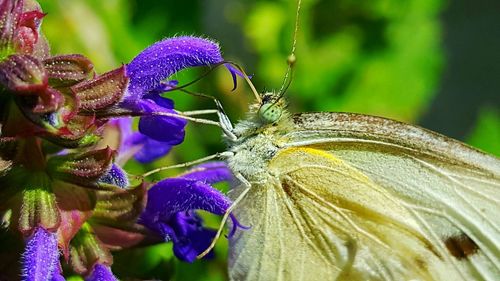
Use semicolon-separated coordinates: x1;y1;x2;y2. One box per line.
271;147;372;185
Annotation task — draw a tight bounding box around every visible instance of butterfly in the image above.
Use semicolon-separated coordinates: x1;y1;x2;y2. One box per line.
218;88;500;280
186;3;499;281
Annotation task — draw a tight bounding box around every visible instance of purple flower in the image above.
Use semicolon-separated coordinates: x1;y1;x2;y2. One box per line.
119;36;236;155
139;162;243;262
112;117;175;164
85;264;118;281
22;227;60;281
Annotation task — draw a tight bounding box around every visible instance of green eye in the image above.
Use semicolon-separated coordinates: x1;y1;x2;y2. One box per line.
258;103;282;124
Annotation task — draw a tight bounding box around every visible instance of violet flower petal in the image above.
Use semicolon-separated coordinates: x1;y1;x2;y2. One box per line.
85;264;118;281
138;166;250;262
151;211;216;262
132;134;173;163
22;227;59;281
136;97;186;143
142;178;231;221
170;212;216;262
126;36;227;99
112;117;176;164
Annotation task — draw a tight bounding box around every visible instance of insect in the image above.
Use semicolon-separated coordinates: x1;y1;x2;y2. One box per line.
215;86;500;280
174;2;500;280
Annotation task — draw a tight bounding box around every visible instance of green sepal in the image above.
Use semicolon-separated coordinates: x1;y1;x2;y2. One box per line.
0;166;28;210
18;173;60;235
53;179;97;259
69;223;113;275
92;182;147;223
87;182;150;250
47;147;115;188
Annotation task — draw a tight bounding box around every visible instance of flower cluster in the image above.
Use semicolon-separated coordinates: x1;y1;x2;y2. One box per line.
0;0;237;280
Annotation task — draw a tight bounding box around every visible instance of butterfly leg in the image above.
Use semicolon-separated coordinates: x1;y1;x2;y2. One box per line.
197;172;252;259
153;98;237;141
140;151;234;178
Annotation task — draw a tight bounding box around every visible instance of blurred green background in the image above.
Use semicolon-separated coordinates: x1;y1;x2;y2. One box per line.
37;0;499;280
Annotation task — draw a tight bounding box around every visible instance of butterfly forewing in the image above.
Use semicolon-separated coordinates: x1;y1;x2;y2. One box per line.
228;112;499;281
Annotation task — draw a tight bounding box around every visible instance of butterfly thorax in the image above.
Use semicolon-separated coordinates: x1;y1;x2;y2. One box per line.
225;93;292;183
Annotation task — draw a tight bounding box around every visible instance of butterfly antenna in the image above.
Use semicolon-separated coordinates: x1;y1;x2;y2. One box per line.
229;62;262;103
277;0;301;101
168;61;228;91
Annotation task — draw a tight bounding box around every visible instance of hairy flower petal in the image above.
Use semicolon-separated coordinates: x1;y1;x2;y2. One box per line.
126;36;225;99
85;264;118;281
22;227;59;281
139;177;232;261
141;178;231;222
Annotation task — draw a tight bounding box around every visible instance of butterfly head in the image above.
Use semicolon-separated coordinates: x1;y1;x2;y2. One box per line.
257;92;286;124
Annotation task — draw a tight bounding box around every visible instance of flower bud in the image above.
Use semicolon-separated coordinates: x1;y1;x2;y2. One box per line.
44;54;94;87
0;54;47;93
47;147;115;188
70;223;113;275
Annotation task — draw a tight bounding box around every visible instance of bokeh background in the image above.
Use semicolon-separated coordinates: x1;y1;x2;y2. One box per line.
37;0;499;280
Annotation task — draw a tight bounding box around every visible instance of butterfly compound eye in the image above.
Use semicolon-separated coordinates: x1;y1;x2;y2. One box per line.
258;102;282;124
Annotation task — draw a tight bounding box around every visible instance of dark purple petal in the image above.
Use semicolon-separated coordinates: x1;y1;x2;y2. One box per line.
111;117;175;164
150;212;216;263
149;80;178;95
98;164;128;189
143;92;174;108
126;36;225;98
132;134;173;163
22;227;59;281
171;212;216;262
137;97;186;143
85;264;118;281
140;178;232;234
181;162;234;184
146;178;231;216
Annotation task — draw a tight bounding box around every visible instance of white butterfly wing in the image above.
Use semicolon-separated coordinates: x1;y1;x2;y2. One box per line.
228;112;500;281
